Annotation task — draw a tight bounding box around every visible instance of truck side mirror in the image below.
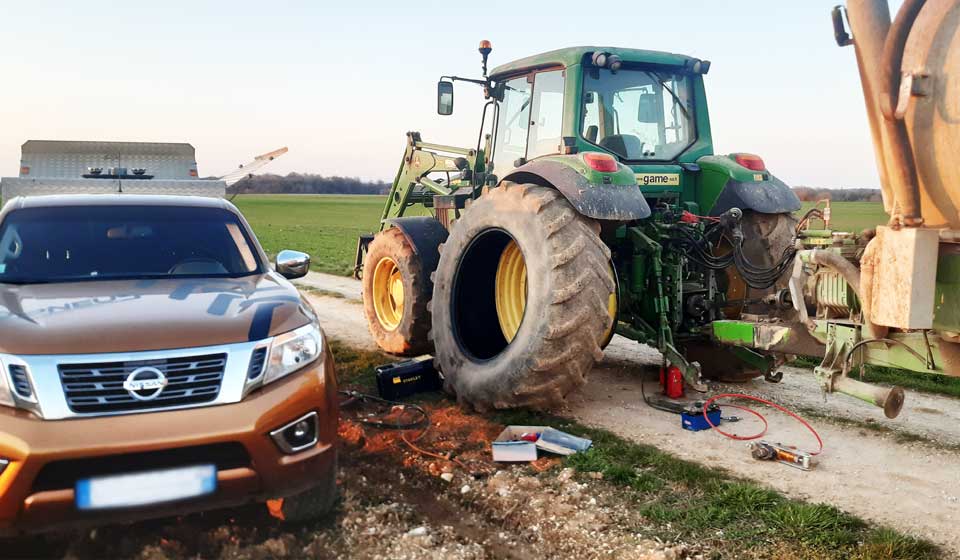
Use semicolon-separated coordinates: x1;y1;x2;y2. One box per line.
438;81;454;115
276;250;310;280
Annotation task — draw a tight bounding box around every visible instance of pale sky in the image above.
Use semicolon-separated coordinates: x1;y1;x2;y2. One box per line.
0;0;900;188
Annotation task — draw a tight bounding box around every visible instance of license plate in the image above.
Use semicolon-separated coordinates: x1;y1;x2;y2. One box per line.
75;464;217;511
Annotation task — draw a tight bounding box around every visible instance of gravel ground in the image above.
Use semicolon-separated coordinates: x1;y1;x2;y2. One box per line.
297;272;960;556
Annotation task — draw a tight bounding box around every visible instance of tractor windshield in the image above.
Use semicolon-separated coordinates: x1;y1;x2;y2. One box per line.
581;67;695;162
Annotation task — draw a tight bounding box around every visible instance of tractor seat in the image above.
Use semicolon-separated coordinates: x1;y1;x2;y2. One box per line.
599;134;644;159
585;125;599;143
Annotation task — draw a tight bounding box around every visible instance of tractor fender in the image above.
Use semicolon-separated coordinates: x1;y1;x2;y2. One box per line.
709;175;801;216
383;216;449;282
503;159;652;221
697;155;801;216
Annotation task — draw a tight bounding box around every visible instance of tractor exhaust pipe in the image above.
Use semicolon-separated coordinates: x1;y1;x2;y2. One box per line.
833;375;905;418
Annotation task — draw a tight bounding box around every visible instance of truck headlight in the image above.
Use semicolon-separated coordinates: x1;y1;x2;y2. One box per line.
263;324;322;385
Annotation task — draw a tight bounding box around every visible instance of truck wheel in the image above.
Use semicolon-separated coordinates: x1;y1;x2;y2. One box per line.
266;461;338;523
430;183;614;410
362;228;433;356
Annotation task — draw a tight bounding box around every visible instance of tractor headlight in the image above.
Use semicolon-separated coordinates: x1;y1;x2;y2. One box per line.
263;324;322;385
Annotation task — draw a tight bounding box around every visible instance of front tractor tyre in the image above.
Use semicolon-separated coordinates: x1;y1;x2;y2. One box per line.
430;183;615;410
362;227;433;356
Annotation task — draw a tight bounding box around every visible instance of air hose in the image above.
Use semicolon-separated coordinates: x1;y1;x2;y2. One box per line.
702;393;823;456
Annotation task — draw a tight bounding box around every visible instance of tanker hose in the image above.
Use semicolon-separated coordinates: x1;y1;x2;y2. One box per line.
878;0;927;227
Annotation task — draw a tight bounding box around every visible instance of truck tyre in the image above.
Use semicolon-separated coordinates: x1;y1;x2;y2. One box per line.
430;183;614;410
362;228;433;356
266;460;338;523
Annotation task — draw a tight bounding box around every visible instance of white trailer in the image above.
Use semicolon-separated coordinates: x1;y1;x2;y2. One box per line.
0;140;228;202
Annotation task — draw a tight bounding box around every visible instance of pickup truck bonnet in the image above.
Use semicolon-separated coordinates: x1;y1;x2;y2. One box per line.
0;273;313;355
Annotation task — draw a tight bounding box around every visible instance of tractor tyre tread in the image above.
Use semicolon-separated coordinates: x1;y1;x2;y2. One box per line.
431;182;613;410
362;227;433;356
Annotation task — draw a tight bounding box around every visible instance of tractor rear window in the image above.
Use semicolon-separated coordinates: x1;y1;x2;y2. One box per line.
581;67;695;161
0;205;262;284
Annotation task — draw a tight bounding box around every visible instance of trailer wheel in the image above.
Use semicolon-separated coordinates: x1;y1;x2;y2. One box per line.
430;183;614;410
362;228;433;356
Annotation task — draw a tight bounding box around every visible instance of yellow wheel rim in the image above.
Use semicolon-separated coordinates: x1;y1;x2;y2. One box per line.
372;257;404;331
603;262;618;342
495;240;527;342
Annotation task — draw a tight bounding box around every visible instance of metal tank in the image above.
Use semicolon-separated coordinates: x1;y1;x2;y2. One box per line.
843;0;960;229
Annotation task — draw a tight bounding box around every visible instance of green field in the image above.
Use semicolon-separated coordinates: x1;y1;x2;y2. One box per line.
235;194;888;277
799;201;888;233
235;195;386;276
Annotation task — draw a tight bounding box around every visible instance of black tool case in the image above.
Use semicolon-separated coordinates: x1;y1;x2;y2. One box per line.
375;356;442;400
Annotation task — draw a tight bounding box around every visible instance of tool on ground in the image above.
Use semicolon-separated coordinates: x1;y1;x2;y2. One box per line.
681;403;721;431
660;365;686;399
375;356;442;400
749;440;812;471
702;393;823;470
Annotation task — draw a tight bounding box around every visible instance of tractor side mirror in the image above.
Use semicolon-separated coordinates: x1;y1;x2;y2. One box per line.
438;81;454;116
637;92;659;124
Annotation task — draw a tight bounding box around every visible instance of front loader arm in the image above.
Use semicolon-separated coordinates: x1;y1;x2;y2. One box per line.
379;132;481;229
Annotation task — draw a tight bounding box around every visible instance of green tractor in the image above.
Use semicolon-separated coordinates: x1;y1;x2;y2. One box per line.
356;42;802;410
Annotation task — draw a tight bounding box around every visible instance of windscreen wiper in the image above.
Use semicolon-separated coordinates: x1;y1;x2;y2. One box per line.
646;71;690;119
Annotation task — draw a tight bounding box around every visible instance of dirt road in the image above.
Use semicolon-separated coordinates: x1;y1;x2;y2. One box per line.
297;272;960;556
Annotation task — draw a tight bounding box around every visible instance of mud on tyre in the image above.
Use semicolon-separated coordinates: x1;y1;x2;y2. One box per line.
362;227;433;356
430;182;614;410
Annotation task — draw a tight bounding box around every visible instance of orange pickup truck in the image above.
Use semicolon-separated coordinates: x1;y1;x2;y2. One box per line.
0;194;338;534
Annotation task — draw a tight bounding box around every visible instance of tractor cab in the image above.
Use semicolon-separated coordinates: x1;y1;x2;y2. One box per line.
484;47;713;179
435;44;794;219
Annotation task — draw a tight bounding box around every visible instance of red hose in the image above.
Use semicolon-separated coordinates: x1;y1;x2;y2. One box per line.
703;393;824;456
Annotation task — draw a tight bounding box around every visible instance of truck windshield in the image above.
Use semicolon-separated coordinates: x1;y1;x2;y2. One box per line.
0;205;262;284
581;67;695;161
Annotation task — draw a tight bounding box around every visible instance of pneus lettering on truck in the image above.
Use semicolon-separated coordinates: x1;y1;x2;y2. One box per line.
0;192;339;535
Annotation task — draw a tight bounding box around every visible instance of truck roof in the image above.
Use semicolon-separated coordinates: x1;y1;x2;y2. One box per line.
11;193;229;210
489;46;697;79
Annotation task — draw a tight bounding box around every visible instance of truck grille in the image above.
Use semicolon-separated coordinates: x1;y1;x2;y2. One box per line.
58;353;227;414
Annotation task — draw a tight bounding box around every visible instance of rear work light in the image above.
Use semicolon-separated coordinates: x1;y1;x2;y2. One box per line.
583;152;619;173
734;153;766;171
19;166;29;176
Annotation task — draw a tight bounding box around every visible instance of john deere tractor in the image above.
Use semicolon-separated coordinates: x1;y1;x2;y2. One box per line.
358;27;960;415
356;42;803;410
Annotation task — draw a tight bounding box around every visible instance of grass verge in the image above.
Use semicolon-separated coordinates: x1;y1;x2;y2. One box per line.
332;338;940;559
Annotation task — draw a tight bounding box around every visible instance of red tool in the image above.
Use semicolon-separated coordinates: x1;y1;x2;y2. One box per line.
660;365;685;399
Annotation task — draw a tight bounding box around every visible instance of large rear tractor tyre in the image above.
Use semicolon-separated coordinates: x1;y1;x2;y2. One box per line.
430;183;614;410
362;228;433;356
721;210;798;318
710;210;798;381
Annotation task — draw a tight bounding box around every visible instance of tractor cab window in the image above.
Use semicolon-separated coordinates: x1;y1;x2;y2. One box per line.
527;70;565;160
491;75;532;176
581;67;695;161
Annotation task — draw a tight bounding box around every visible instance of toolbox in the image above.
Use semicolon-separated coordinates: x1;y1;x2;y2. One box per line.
681;403;722;431
375;356;442;400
